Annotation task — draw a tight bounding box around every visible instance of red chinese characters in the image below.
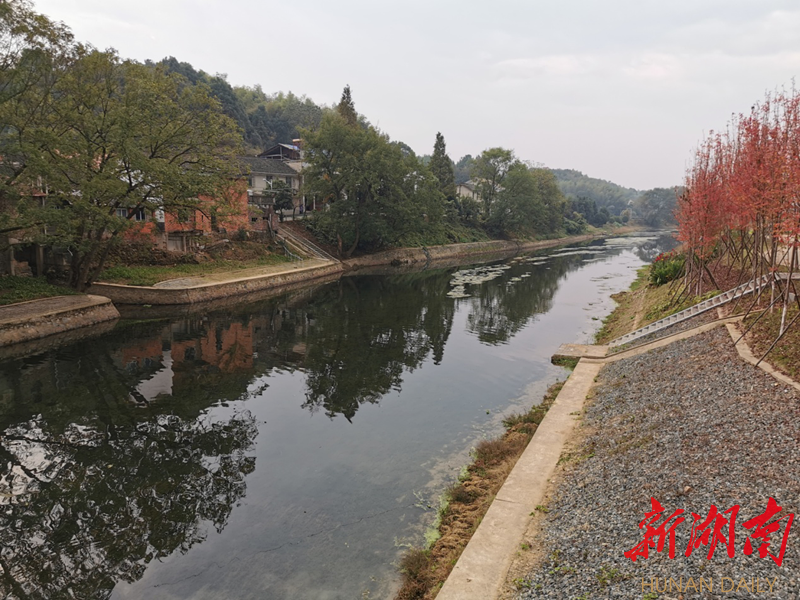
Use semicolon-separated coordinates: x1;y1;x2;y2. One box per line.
624;498;686;561
742;497;794;567
625;497;794;565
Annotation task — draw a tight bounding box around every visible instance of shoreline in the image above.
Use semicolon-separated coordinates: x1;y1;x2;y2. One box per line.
0;295;119;349
0;231;621;351
432;269;800;599
89;232;610;306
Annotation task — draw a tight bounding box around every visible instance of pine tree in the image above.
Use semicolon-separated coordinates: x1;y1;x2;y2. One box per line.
337;84;358;127
430;132;456;200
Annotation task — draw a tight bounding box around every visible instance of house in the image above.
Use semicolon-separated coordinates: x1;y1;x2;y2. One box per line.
456;180;479;201
240;154;304;216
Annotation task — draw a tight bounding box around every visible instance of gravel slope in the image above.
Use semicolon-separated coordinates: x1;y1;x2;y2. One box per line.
518;328;800;599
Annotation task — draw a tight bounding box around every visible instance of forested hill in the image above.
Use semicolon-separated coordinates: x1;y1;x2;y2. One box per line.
549;169;639;214
154;57;324;152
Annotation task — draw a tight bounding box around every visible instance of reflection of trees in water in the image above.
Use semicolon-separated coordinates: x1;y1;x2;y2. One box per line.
299;272;455;420
0;320;261;599
464;253;583;345
0;410;257;599
633;232;679;263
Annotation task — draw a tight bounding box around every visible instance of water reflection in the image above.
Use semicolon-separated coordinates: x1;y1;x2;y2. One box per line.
0;234;674;599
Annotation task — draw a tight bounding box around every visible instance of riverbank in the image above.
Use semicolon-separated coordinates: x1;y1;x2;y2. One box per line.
88;232;610;306
0;295;119;348
423;247;800;598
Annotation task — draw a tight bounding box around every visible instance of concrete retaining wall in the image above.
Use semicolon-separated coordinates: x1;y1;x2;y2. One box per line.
0;295;120;347
88;262;344;305
342;234;600;270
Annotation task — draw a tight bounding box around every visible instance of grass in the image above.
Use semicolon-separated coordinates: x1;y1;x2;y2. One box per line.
97;254;290;286
743;306;800;380
394;380;564;600
0;276;80;306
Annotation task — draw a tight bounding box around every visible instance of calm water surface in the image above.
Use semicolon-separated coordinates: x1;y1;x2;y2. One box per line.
0;233;675;600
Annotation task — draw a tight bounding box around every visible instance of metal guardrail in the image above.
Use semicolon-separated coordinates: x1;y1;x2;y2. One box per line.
607;273;774;348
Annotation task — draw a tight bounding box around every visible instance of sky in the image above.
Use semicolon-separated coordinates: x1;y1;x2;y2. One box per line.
31;0;800;190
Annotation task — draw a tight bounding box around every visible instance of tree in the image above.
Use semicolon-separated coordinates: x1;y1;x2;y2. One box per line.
337;84;358;127
0;0;73;239
429;132;456;200
471;147;516;218
266;179;293;220
302;112;445;257
20;50;242;289
454;154;474;184
485;165;566;237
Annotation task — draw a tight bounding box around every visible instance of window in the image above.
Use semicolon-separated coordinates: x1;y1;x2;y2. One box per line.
133;208;146;222
285;176;292;185
115;208;128;218
251;217;258;223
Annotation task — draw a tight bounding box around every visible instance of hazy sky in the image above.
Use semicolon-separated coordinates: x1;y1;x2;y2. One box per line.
31;0;800;190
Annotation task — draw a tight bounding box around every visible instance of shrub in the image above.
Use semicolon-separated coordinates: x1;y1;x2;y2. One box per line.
649;251;684;286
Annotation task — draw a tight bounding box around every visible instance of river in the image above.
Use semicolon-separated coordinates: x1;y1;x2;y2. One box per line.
0;232;675;600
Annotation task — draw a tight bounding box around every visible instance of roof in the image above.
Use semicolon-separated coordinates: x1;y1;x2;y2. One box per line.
238;156;298;176
258;143;302;161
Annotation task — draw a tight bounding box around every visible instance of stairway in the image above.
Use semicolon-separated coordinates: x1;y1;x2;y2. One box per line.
607;274;773;348
276;227;338;262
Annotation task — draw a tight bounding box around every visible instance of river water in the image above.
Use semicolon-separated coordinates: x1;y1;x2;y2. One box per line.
0;233;674;600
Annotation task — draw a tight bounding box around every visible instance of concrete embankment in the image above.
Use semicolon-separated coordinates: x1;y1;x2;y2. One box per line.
342;234;600;270
89;261;343;305
0;295;119;348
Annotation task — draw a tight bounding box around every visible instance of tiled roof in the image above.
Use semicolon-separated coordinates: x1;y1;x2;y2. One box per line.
238;156;298;176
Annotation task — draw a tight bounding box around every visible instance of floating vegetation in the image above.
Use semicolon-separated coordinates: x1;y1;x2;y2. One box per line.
447;264;515;298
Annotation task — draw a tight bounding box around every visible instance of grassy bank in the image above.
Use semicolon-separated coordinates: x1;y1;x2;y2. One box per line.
395;381;564;600
97;254;290;286
0;276;80;306
743;306;800;380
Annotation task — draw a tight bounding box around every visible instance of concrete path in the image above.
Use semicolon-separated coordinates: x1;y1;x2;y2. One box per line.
437;359;603;600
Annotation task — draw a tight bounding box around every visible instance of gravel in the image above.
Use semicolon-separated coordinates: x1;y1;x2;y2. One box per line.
518;328;800;599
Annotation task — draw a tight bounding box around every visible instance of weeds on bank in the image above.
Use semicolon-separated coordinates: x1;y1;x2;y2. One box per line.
394;380;564;600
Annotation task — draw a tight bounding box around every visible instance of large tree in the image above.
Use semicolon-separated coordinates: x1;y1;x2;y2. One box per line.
20;50;242;289
471;147;516;218
429;132;455;200
0;0;73;237
302;111;444;257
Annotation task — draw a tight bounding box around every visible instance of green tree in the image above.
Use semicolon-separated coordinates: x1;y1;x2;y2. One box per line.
302;112;445;256
20;50;242;289
0;0;73;238
454;154;474;184
429;132;456;200
471;147;516;218
337;84;358;127
486;166;566;238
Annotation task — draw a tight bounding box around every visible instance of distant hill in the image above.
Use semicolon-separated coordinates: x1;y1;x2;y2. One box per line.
549;169;639;216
